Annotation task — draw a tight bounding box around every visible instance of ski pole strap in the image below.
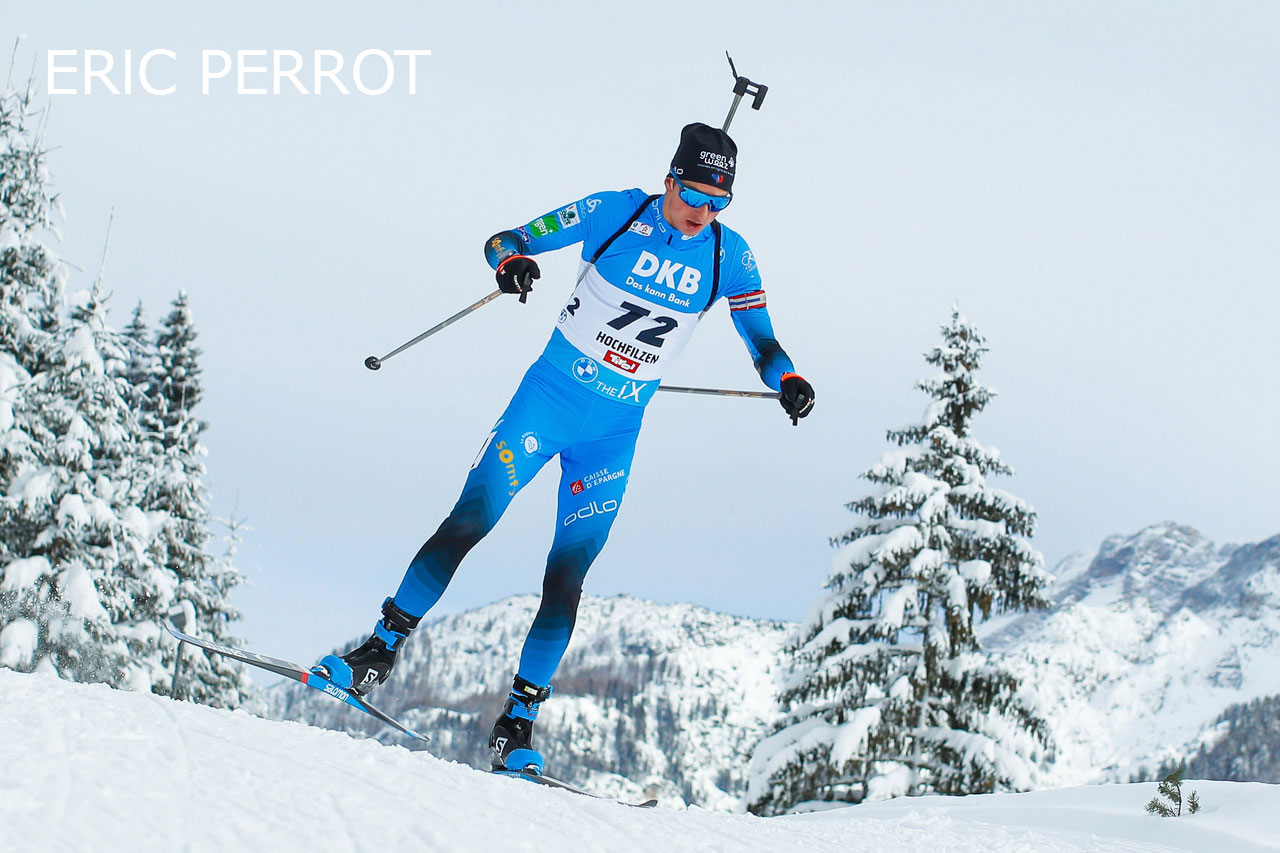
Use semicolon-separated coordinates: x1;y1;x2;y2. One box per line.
588;194;721;307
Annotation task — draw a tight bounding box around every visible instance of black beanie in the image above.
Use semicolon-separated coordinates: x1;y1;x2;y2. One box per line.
670;122;737;191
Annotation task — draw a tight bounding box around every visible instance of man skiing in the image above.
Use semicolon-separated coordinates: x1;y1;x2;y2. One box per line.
315;122;815;775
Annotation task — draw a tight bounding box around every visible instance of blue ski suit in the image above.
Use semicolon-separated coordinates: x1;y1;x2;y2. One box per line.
391;189;796;687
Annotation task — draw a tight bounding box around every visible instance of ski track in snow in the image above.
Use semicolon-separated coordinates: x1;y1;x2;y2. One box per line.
2;670;1277;853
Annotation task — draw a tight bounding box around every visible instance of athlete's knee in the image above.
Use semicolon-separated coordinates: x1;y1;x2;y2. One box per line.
409;505;491;581
439;509;490;551
541;558;587;613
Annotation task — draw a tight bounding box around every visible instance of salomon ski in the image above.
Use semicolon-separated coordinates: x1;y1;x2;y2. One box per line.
492;768;657;808
164;622;427;742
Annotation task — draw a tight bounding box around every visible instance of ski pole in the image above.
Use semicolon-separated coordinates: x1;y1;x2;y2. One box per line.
365;289;504;370
658;383;800;426
657;385;778;400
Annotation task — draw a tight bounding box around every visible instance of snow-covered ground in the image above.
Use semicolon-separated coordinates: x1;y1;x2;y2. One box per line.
2;669;1275;852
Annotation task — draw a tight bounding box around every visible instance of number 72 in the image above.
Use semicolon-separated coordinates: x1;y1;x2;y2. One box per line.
607;301;677;347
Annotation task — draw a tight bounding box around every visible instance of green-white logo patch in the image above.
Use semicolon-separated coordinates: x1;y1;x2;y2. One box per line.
556;203;580;229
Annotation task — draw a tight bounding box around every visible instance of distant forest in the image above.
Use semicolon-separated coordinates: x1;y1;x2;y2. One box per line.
1157;695;1280;783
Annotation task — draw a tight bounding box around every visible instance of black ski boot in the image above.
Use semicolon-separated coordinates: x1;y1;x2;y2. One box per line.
312;597;420;696
489;675;553;774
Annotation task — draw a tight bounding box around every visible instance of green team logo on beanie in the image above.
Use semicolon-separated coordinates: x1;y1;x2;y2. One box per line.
699;151;735;171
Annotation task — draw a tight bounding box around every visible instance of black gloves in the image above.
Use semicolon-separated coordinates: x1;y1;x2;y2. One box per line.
779;373;815;425
496;255;540;303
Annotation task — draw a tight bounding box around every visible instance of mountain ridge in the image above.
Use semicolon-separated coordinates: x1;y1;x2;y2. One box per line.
983;521;1280;785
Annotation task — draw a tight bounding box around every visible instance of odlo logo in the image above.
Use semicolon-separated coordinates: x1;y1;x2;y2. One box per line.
630;251;701;294
562;499;618;527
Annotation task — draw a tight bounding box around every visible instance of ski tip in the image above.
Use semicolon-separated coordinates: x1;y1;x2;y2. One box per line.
164;620;192;642
492;769;659;808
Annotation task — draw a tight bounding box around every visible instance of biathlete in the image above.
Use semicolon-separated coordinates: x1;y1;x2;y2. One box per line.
314;122;815;774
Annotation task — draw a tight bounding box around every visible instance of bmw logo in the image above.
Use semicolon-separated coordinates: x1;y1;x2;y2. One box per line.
573;357;599;383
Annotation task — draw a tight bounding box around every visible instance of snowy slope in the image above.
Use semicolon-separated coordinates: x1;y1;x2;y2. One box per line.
3;668;1275;853
264;524;1280;807
982;522;1280;784
268;594;790;810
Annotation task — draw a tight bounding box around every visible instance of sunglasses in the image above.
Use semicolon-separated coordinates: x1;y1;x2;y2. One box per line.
670;170;732;212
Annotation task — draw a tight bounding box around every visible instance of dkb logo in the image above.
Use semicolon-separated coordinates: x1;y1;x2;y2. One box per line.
629;251;701;294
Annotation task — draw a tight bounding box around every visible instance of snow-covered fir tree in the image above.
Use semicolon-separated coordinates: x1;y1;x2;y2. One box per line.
123;301;162;438
0;79;70;674
0;80;62;351
0;79;168;686
746;307;1052;815
0;80;64;478
0;78;249;703
142;293;251;706
0;284;167;688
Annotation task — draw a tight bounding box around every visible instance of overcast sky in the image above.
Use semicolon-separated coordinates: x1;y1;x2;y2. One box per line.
5;2;1277;665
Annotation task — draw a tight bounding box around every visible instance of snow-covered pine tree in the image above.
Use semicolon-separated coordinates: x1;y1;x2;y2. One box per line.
746;307;1052;815
0;81;62;371
123;301;163;441
0;77;248;702
144;292;251;706
0;79;70;674
0;80;64;484
0;284;169;688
